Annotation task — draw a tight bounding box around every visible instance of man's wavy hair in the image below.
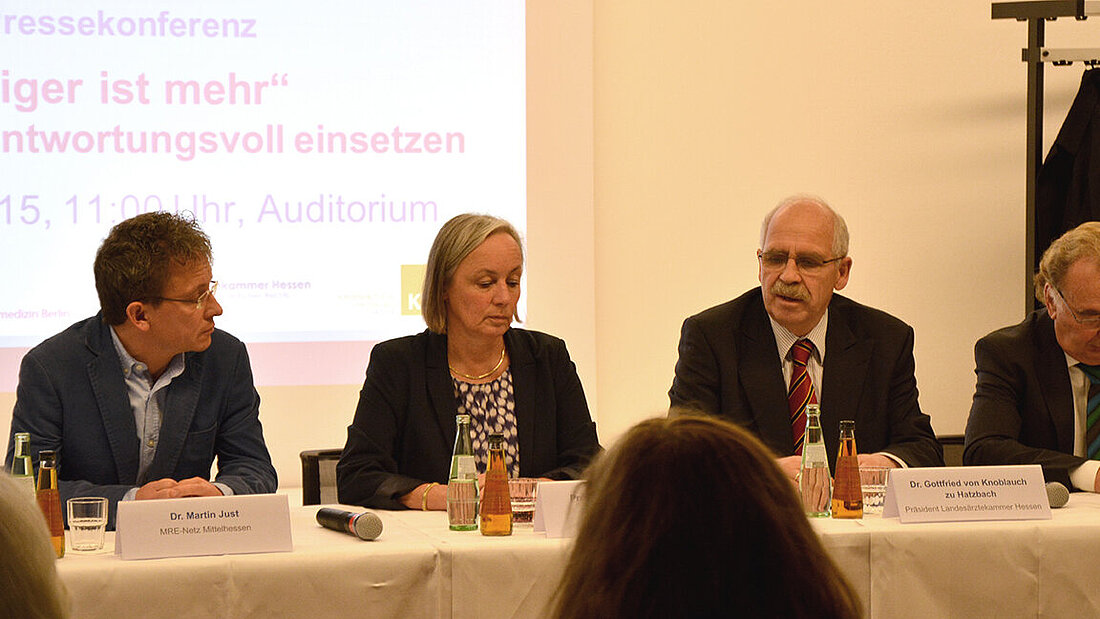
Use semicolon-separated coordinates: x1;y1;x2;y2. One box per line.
94;212;211;325
1034;221;1100;304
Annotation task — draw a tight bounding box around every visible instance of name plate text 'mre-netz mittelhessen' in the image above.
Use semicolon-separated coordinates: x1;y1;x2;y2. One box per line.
882;465;1051;523
115;493;292;559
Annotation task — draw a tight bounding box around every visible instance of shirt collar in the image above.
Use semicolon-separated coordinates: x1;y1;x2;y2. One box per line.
1063;351;1086;370
109;326;186;382
769;310;828;362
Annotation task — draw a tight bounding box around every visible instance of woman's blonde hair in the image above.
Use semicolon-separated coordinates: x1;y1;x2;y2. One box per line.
0;474;70;618
421;213;524;333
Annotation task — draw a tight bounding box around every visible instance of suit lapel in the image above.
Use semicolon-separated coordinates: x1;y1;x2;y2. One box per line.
820;307;872;446
148;354;202;483
1034;313;1076;453
739;301;793;454
506;331;536;470
85;321;141;484
425;332;458;443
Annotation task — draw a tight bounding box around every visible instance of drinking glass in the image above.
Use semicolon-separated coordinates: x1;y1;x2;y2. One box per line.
508;478;539;525
67;497;108;551
859;466;890;515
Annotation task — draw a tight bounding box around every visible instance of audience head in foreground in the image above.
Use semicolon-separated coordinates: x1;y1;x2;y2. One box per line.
0;474;70;619
553;414;862;619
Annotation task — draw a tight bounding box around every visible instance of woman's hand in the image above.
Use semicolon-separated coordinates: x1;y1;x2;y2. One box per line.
400;482;448;511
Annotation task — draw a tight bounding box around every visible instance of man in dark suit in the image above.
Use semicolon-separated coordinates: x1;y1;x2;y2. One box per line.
669;196;943;479
964;222;1100;492
5;212;277;528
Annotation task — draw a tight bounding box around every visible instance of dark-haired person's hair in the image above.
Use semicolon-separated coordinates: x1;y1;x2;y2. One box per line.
551;414;862;619
93;212;212;325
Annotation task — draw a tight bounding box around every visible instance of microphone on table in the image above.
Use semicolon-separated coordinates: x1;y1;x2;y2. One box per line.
1046;481;1069;508
316;508;384;540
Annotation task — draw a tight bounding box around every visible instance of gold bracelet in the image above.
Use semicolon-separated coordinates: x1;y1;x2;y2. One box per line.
422;482;439;511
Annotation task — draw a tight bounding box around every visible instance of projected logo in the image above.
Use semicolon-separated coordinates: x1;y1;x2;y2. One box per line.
401;265;427;315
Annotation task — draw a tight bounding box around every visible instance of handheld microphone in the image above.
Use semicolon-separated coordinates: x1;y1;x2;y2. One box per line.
1045;481;1069;508
316;507;384;540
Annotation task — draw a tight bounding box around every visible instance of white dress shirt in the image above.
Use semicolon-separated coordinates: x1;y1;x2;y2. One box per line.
768;311;905;467
1065;354;1100;492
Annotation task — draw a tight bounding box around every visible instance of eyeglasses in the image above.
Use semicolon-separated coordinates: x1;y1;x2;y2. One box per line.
1052;285;1100;326
757;250;845;274
151;281;218;311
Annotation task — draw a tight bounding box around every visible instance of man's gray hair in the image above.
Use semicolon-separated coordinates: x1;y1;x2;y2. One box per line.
1034;221;1100;303
759;194;850;258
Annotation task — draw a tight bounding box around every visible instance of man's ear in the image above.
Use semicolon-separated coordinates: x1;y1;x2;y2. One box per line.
1043;283;1058;319
833;257;853;291
125;301;152;332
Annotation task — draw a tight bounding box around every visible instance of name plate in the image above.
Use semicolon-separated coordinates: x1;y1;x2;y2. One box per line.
116;493;293;560
882;465;1050;523
532;480;585;538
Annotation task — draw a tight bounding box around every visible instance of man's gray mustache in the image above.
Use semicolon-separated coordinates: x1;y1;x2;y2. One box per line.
771;282;809;301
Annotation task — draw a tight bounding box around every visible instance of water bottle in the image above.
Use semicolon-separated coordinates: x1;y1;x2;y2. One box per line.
798;405;832;517
9;432;36;504
447;414;479;531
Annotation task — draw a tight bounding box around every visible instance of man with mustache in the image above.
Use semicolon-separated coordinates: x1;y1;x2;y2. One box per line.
4;212;277;528
669;196;943;479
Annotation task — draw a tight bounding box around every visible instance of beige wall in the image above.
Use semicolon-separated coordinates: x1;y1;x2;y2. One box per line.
4;2;1095;487
590;1;1096;443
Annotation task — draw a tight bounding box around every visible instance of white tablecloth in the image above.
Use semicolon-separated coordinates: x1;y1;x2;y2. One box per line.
57;503;569;619
55;494;1100;618
811;493;1100;617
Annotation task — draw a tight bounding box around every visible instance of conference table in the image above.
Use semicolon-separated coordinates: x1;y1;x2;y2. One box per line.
55;493;1100;618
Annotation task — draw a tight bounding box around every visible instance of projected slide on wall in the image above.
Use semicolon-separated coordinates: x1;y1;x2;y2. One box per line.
0;1;526;387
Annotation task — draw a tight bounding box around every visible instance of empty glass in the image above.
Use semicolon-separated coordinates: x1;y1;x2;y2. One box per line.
67;497;108;551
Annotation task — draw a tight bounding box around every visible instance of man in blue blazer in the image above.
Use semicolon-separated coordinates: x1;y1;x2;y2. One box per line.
669;196;943;480
5;212;276;528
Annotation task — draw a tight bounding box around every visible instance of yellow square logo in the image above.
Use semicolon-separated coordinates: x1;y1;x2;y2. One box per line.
401;264;426;315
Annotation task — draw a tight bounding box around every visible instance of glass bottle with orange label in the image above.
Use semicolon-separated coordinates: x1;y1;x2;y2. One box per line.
479;434;512;536
36;450;66;557
830;420;863;519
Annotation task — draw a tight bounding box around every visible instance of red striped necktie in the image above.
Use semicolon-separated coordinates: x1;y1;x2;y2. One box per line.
788;339;818;456
1082;364;1100;459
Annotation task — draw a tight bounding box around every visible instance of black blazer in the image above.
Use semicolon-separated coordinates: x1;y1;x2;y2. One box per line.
336;328;600;509
963;310;1084;486
669;289;943;467
1036;68;1100;268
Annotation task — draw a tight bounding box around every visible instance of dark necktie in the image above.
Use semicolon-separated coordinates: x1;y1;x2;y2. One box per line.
788;339;818;456
1082;364;1100;459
